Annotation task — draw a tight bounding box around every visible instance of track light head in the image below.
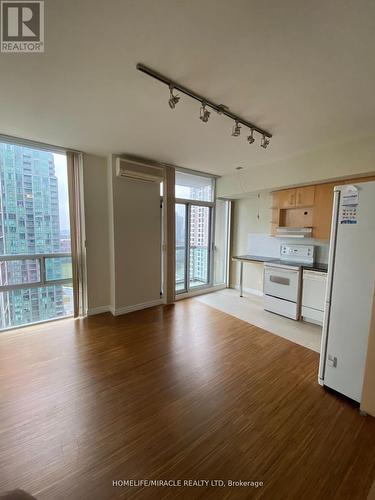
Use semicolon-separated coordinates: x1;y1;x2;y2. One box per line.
168;86;180;109
247;129;255;144
232;121;241;137
261;135;270;149
199;102;210;123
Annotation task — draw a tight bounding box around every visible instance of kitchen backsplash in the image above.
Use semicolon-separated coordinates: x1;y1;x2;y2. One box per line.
246;233;329;263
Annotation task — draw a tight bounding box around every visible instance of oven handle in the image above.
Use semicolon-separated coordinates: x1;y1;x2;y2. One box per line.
269;275;290;285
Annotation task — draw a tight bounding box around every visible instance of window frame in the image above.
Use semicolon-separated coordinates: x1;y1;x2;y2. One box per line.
174;168;217;296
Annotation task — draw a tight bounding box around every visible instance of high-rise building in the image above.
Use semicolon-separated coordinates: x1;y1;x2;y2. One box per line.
189;205;209;284
0;143;66;329
188;184;211;284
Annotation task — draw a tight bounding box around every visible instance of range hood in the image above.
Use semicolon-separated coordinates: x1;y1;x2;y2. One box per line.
275;227;313;238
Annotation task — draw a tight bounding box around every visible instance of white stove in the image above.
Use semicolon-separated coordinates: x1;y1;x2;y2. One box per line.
263;244;315;320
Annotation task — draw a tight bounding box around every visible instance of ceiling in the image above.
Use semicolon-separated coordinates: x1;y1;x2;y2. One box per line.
0;0;375;176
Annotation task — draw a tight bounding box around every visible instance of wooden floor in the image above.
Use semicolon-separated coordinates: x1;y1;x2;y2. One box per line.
1;300;375;500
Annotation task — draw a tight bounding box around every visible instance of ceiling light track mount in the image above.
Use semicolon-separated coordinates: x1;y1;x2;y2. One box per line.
136;63;272;141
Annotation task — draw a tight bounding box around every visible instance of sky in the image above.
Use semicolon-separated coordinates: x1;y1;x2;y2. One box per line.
53;153;70;232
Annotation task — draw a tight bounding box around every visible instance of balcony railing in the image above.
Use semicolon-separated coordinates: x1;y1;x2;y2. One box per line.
0;253;72;292
175;245;208;286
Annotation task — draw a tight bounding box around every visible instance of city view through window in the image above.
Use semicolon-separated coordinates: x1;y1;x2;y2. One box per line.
175;172;213;292
0;142;73;330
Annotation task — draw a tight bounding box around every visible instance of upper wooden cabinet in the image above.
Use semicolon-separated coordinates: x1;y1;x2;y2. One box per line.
276;186;315;209
271;177;374;239
296;186;315;207
278;189;296;209
313;182;336;240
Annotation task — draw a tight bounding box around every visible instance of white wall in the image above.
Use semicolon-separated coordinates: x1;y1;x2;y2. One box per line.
82;154;111;314
230;194;270;293
218;134;375;198
107;155;162;314
82;154;165;316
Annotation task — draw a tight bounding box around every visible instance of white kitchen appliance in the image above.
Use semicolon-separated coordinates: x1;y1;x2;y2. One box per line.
301;270;327;325
264;244;315;320
319;181;375;403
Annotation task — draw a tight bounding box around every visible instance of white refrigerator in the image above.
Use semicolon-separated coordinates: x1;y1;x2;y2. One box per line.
319;181;375;402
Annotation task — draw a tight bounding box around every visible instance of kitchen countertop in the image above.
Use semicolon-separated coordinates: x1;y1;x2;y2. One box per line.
301;262;328;272
232;255;277;263
232;254;328;273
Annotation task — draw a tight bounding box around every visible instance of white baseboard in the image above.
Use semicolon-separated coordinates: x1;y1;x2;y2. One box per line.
111;298;164;316
230;284;264;297
175;284;227;301
87;305;110;316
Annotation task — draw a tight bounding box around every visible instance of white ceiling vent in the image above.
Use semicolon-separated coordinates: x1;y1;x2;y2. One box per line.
116;158;164;183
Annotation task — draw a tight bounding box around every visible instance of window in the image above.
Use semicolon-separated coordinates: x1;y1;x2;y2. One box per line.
213;199;230;285
0;141;73;330
175;171;214;202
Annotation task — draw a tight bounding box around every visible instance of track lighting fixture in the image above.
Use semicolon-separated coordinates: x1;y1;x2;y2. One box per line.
261;134;270;149
136;63;272;148
247;129;255;144
232;121;241;137
168;85;180;109
200;102;210;123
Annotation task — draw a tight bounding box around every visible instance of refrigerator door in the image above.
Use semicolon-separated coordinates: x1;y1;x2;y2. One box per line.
321;181;375;402
318;190;340;384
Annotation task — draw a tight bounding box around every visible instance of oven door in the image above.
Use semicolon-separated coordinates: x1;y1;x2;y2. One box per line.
264;266;300;302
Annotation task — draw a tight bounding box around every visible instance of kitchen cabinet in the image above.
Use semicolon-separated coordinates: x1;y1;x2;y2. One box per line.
313;182;336;240
301;270;327;326
271;176;375;238
296;186;315;207
278;189;296;209
282;207;314;228
276;186;315;209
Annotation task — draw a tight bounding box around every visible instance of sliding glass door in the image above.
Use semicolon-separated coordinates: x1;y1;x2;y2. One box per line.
175;202;213;294
175;171;215;294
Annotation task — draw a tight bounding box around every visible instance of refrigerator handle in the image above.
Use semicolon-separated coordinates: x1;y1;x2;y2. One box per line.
318;188;341;384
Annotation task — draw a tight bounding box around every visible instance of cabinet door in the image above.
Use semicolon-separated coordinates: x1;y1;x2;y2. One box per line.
313;183;336;240
296;186;315;207
278;189;296;209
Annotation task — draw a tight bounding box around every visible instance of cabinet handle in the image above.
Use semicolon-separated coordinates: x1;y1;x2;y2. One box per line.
298;192;301;205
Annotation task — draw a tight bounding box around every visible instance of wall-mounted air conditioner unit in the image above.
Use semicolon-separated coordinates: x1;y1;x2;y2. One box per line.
116;158;164;183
